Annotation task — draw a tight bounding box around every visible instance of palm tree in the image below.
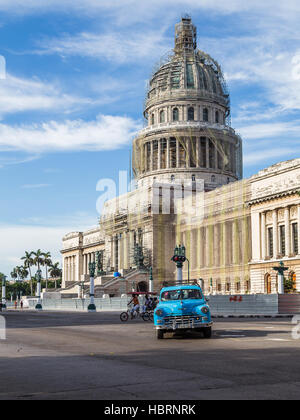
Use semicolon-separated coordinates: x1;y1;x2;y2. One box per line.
21;251;34;295
15;266;23;282
42;252;52;290
11;268;18;282
32;249;44;272
49;262;62;289
20;266;29;281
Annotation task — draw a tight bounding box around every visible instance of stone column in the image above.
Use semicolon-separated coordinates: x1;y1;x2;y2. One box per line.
166;138;170;168
123;231;129;270
157;139;161;170
232;220;239;265
206;138;209;168
129;230;135;267
118;235;123;270
284;206;291;257
214;142;218;169
195;137;200;168
150;141;153;172
273;209;278;259
113;237;118;270
176;138;180;168
261;212;266;260
144;142;148;172
222;222;227;266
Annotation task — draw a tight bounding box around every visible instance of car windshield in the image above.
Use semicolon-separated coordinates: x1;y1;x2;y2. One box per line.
161;289;203;301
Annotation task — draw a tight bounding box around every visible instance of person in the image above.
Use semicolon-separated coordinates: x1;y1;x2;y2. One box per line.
20;300;23;310
128;294;140;318
14;300;18;309
142;294;152;313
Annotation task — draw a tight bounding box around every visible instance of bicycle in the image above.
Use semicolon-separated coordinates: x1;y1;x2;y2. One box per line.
120;307;152;322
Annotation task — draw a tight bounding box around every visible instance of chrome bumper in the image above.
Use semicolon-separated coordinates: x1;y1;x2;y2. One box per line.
155;321;213;330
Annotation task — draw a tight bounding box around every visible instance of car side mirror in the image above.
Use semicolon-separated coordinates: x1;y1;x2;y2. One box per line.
205;297;210;303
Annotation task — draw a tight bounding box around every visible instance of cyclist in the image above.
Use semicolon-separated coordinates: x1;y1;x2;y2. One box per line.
142;294;152;313
128;294;140;318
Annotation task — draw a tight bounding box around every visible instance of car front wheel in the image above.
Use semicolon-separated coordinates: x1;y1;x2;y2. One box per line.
156;329;164;339
203;327;212;338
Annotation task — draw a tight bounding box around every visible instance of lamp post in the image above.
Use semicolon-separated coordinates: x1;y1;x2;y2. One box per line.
273;261;289;295
1;275;7;310
88;262;96;312
171;245;187;284
149;267;153;293
35;269;42;310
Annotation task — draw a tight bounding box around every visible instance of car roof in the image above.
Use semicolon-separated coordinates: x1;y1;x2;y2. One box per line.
160;285;202;293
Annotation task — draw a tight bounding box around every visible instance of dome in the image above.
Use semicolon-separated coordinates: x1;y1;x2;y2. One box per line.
144;16;230;118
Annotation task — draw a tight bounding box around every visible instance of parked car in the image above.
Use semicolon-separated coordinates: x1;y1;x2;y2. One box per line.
154;284;213;339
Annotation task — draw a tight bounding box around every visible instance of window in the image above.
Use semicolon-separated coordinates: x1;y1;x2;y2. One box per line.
151;114;155;125
215;111;219;123
292;223;298;254
211;175;216;183
188;107;194;121
192;174;196;182
268;227;274;258
171;175;175;182
186;64;194;88
226;283;231;292
160;110;165;123
279;225;286;255
203;108;208;122
173;108;179;121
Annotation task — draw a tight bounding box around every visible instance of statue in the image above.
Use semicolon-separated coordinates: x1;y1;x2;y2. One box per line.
96;251;105;276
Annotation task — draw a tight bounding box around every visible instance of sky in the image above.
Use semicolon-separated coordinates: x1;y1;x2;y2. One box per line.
0;0;300;277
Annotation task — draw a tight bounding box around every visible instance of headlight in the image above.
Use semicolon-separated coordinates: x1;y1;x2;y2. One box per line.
201;306;209;314
155;309;163;317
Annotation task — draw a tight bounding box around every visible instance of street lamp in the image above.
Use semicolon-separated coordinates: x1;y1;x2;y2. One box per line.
88;262;96;312
273;261;289;295
1;275;7;310
171;245;187;284
149;267;153;293
35;269;43;310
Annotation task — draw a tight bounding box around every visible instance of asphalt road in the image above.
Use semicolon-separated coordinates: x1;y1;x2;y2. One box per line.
0;310;299;400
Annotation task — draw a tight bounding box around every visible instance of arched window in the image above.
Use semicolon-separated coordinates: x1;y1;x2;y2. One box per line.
188;107;194;121
160;110;165;123
215;110;219;124
173;108;179;122
211;175;216;183
151;114;155;125
203;108;209;122
192;174;196;182
171;175;175;182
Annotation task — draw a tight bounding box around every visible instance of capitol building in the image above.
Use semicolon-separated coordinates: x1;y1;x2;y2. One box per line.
61;17;300;296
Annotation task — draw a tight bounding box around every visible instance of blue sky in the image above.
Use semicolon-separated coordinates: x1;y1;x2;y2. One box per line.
0;0;300;277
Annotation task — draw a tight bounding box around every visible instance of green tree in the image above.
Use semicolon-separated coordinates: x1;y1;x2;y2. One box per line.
11;268;18;282
42;252;52;290
21;251;34;295
49;262;62;289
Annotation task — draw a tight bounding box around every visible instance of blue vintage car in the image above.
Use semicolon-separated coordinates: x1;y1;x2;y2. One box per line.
154;284;213;339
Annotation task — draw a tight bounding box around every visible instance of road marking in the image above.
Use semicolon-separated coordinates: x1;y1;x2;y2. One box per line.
266;338;290;342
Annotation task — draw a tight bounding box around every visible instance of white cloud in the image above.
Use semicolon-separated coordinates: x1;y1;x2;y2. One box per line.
0;212;98;276
0;114;141;153
36;30;170;64
0;74;96;117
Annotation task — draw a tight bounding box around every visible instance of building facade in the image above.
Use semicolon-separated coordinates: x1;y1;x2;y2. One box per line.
61;17;300;295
